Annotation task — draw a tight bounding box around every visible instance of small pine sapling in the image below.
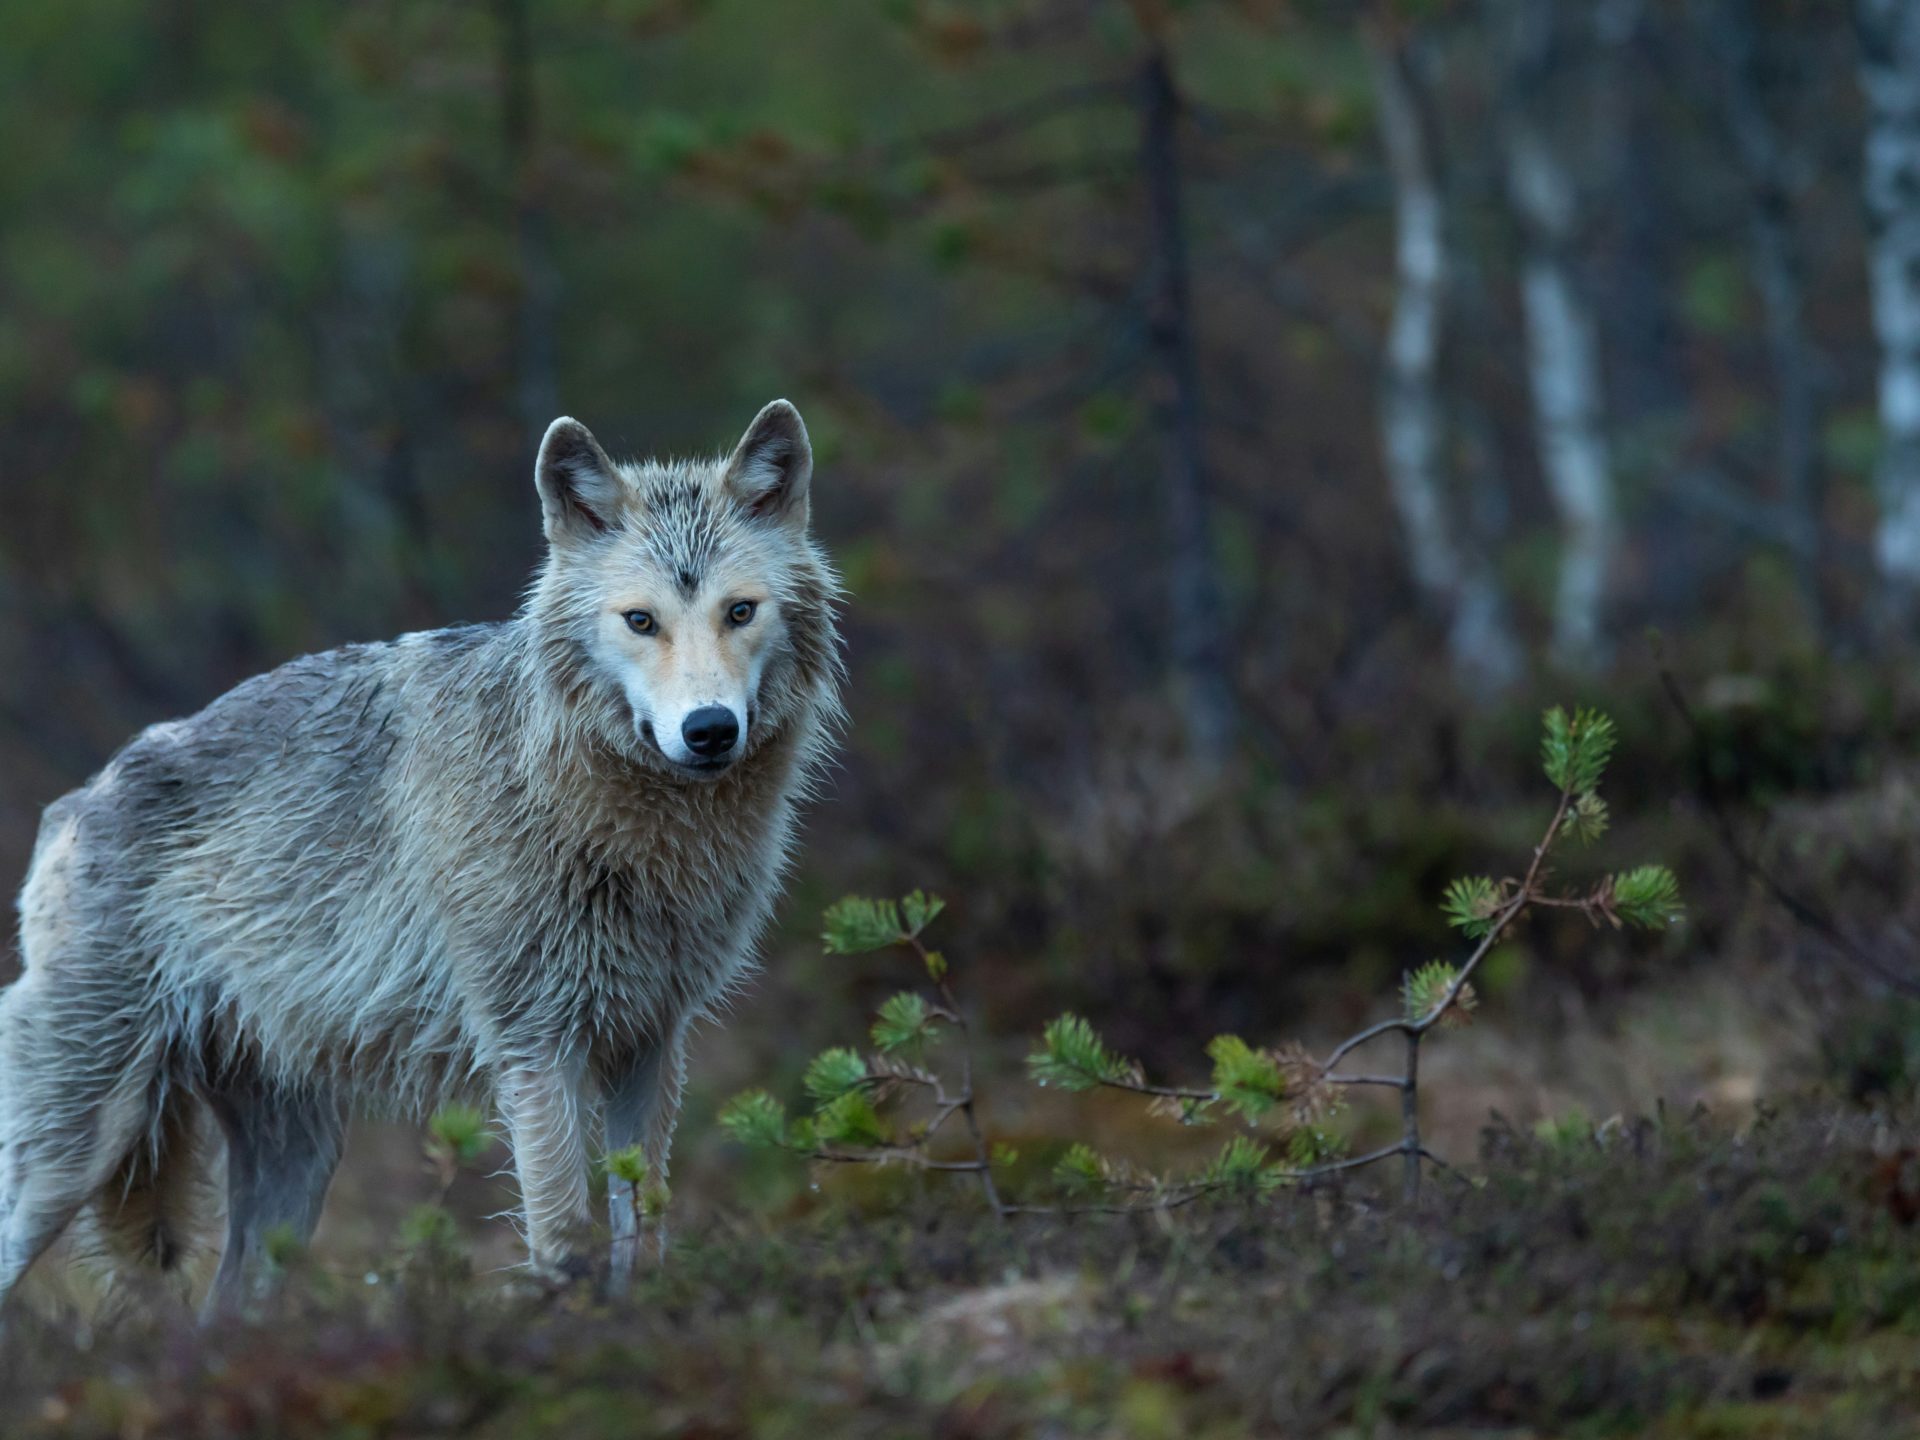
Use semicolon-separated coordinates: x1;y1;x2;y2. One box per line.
1025;706;1682;1203
719;891;1007;1215
722;708;1681;1216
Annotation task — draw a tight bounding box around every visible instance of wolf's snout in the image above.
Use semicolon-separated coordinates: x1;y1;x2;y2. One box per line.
681;706;740;758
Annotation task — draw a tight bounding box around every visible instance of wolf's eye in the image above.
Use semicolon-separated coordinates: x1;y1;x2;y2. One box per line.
727;600;757;626
623;610;655;636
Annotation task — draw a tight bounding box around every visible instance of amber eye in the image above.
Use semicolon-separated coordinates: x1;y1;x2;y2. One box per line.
624;610;655;636
728;600;757;626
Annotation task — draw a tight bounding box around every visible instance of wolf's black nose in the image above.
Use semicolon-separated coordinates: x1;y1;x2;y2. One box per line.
682;706;740;758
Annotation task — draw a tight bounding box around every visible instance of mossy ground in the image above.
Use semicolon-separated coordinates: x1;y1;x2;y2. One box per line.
8;1101;1920;1439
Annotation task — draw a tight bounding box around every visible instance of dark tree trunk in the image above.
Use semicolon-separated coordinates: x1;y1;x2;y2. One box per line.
1140;44;1235;766
1711;0;1823;626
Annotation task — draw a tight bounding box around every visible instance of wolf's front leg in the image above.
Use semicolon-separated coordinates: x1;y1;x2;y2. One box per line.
602;1020;688;1290
498;1055;592;1278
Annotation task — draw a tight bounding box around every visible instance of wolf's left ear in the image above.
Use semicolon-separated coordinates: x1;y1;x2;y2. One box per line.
536;417;624;545
724;399;812;530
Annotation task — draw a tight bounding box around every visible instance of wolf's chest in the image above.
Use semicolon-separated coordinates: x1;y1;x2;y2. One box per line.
495;792;788;1034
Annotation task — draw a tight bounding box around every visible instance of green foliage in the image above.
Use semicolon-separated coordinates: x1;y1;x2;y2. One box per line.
1285;1124;1347;1169
719;1090;790;1150
1541;707;1617;795
871;991;938;1053
821;896;909;954
397;1203;464;1258
822;890;946;955
426;1104;494;1168
810;1090;890;1149
1200;1136;1283;1196
1054;1142;1112;1196
1609;866;1685;930
1566;789;1610;845
1206;1035;1287;1122
1403;960;1474;1026
603;1145;650;1188
1027;1014;1138;1091
899;889;945;937
803;1046;870;1103
1441;876;1504;940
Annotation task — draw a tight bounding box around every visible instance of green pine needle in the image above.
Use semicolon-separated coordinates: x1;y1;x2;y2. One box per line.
1206;1034;1287;1122
1441;876;1504;940
1611;865;1684;930
1541;707;1617;796
718;1089;789;1149
821;896;905;954
872;991;938;1053
802;1047;870;1104
1027;1014;1136;1092
811;1090;890;1149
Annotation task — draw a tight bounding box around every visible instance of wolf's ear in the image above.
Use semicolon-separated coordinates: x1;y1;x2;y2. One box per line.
536;417;624;544
724;399;812;530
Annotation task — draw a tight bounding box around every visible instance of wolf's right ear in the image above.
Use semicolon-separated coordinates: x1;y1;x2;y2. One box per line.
536;417;624;544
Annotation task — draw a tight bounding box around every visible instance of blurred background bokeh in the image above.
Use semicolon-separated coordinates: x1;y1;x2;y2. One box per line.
6;0;1920;1258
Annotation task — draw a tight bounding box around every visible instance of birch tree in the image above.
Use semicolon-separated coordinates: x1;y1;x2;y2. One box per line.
1367;22;1521;692
1857;0;1920;618
1503;3;1618;668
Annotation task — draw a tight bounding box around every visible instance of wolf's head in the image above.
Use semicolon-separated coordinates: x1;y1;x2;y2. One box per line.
528;400;840;781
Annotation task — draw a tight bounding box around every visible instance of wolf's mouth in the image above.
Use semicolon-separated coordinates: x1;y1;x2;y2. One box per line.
638;718;739;777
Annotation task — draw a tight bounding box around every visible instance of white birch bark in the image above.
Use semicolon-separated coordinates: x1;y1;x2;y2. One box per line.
1368;29;1520;690
1858;0;1920;602
1504;10;1617;668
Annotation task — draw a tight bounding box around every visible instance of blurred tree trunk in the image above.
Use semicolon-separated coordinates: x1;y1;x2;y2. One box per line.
1856;0;1920;627
1503;3;1617;669
1366;24;1521;693
1596;0;1700;622
1711;0;1823;626
1140;40;1235;766
496;0;560;452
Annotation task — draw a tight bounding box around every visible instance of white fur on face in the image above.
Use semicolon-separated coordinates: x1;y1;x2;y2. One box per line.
588;548;788;773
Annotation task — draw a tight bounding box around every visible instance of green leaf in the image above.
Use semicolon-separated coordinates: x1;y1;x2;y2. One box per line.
1611;865;1684;930
822;896;905;954
718;1090;789;1149
812;1090;890;1149
1206;1035;1287;1122
872;991;939;1053
1541;707;1617;795
1027;1014;1137;1092
899;889;946;937
803;1047;870;1104
1441;876;1503;940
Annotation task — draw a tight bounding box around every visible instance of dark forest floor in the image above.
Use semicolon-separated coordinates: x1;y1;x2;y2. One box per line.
7;1099;1920;1439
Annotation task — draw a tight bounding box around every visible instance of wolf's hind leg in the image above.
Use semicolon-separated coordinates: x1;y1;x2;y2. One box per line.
202;1080;346;1317
0;972;171;1311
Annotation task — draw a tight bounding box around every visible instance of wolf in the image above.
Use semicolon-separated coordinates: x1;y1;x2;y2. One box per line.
0;400;841;1312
